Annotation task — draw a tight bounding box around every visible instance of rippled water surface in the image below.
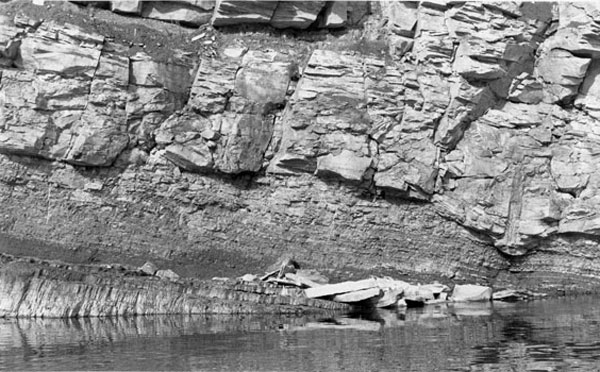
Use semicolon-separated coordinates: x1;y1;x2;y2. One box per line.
2;297;600;371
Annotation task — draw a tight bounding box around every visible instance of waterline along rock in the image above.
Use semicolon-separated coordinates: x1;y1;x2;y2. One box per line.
2;0;600;310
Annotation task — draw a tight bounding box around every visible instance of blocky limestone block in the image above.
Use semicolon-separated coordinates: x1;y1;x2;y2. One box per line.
508;73;544;104
139;261;159;275
0;22;132;167
164;142;214;172
535;48;590;103
435;76;495;151
453;37;507;80
269;1;326;29
156;269;180;281
0;24;22;67
575;60;600;119
126;86;187;148
316;149;373;183
111;1;142;14
373;64;448;199
214;113;275;173
129;52;194;94
141;1;212;26
62;121;130;167
318;1;347;29
19;22;103;78
271;49;374;180
374;135;438;199
413;4;453;72
540;3;600;59
436;103;572;254
158;50;288;174
212;0;278;27
451;285;492;302
188;56;238;114
0;84;53;157
155;112;213;171
234;50;292;106
381;1;418;37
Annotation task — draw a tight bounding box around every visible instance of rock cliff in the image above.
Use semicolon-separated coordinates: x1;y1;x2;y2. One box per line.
2;1;600;296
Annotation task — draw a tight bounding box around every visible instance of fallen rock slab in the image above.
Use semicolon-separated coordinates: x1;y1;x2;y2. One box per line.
111;1;142;14
333;287;382;303
492;289;536;302
139;261;158;276
376;287;403;308
451;284;492;302
240;273;257;282
156;269;180;281
305;278;377;299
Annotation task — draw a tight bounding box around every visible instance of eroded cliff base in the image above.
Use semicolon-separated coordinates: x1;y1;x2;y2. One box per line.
2;0;600;301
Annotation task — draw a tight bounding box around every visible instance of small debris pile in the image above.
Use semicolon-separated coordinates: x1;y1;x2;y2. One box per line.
234;258;547;309
138;261;180;282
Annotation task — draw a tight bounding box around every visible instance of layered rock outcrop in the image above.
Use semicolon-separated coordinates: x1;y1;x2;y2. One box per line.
0;254;347;317
3;1;600;297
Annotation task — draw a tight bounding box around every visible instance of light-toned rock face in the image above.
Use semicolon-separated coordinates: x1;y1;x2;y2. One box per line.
73;0;349;30
6;1;600;293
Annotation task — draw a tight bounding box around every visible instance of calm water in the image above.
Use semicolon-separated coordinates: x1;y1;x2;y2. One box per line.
2;297;600;371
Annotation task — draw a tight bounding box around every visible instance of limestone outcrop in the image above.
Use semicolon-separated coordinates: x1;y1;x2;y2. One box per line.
0;255;347;317
62;0;355;30
4;1;600;297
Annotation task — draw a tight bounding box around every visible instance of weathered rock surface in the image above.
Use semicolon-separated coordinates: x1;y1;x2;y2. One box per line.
5;1;600;299
156;49;291;174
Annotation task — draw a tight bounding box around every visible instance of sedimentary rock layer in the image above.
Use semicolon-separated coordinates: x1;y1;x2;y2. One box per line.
0;254;347;317
2;1;600;295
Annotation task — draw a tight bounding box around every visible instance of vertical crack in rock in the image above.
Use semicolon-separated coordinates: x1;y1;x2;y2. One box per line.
498;163;526;255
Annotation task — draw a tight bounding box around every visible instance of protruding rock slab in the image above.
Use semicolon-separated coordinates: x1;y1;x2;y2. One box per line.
270;1;325;29
212;0;278;26
141;1;212;26
543;3;600;58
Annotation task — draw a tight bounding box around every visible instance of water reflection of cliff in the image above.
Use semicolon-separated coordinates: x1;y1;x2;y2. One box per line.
1;298;600;371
